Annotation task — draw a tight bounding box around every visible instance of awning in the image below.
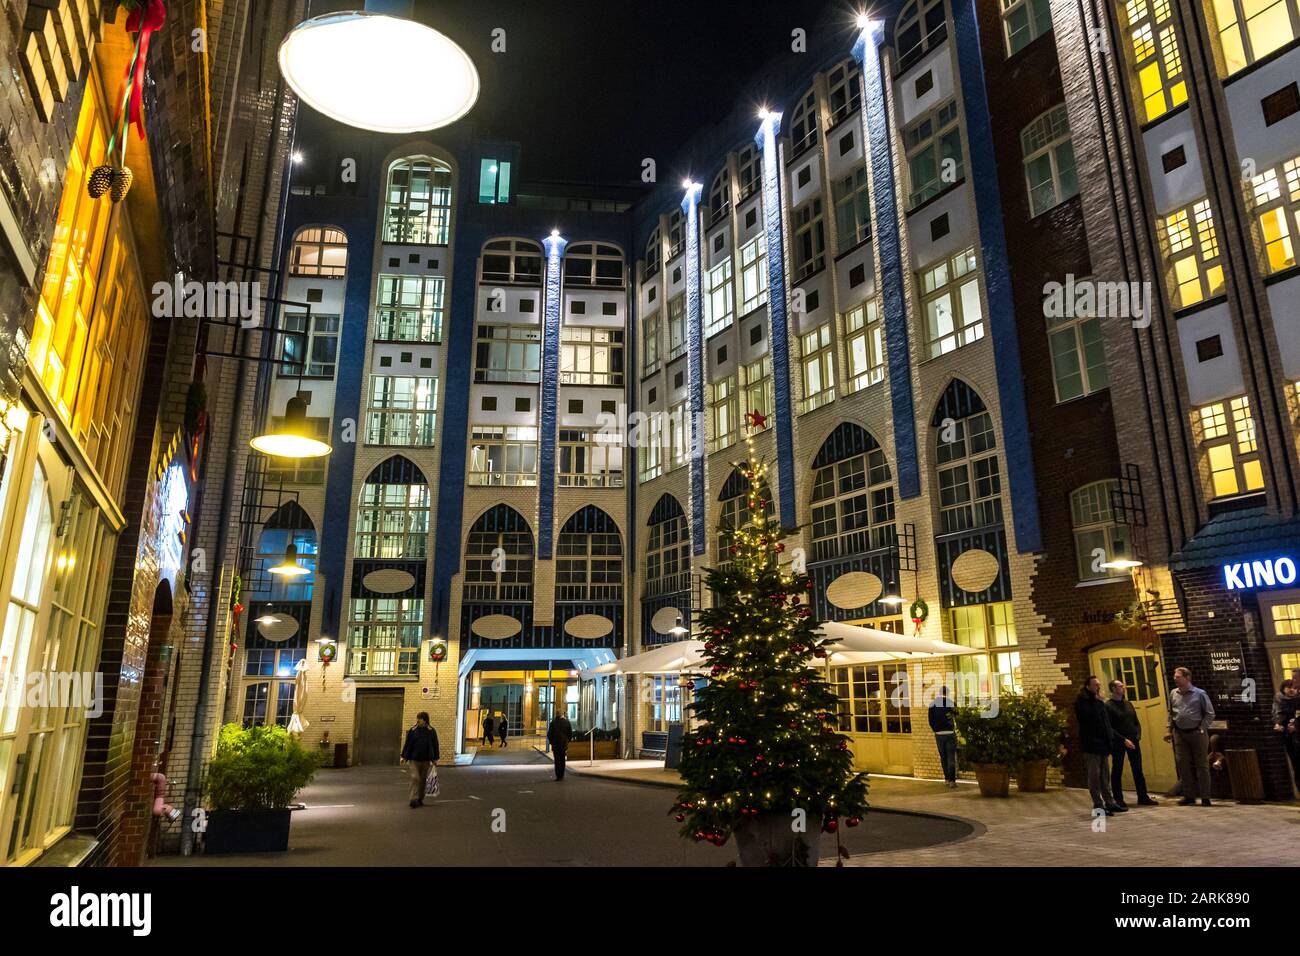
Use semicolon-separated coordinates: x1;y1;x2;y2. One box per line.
579;640;706;679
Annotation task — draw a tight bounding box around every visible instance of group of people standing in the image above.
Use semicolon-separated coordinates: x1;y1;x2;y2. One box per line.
480;713;510;748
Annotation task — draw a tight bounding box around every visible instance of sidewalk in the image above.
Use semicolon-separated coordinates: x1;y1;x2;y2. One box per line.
565;759;1299;866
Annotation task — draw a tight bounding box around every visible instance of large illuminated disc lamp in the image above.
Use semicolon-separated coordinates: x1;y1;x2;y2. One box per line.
251;394;332;459
1100;543;1144;571
269;541;310;577
278;0;480;134
879;594;905;606
669;615;689;638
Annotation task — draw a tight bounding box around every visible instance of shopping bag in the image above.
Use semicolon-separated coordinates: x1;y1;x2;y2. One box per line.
424;765;440;798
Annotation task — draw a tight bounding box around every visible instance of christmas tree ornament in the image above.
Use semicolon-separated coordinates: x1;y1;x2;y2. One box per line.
87;165;113;198
109;166;134;203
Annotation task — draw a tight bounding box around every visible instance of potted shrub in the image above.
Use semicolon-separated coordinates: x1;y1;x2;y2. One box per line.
1006;691;1067;792
953;703;1017;797
202;723;320;854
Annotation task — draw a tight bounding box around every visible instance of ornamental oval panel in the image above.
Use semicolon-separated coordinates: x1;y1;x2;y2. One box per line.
951;548;1001;594
651;606;684;635
256;613;300;643
825;571;882;609
363;568;416;595
471;614;522;640
565;614;614;640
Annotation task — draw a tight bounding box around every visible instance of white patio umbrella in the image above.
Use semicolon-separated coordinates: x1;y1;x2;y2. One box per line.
287;657;310;736
813;620;973;665
578;639;707;679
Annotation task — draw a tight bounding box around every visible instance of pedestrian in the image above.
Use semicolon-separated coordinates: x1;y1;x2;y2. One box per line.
400;711;440;809
1075;675;1131;816
928;685;958;788
481;712;495;748
547;710;574;780
498;713;509;748
1166;666;1215;806
1271;678;1299;790
1105;678;1157;807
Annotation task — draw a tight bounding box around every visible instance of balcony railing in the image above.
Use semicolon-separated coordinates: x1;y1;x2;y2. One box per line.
468;470;538;487
642;571;691;599
557;471;625;488
557;583;624;602
464;582;533;602
811;526;896;565
365;411;437;446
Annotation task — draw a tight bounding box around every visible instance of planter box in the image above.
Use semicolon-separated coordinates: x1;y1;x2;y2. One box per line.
972;764;1011;798
204;808;293;854
1015;759;1048;792
564;739;618;760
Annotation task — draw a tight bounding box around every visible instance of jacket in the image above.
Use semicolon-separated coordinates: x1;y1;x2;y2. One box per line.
1273;692;1298;731
927;699;955;734
402;724;440;762
1075;688;1122;756
1104;696;1141;742
548;715;573;749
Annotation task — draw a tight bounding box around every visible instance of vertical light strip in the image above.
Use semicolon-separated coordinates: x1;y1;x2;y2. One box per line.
538;230;567;559
681;182;706;557
853;23;920;500
755;113;797;526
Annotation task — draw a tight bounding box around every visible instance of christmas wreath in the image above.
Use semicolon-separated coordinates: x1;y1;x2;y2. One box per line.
909;598;928;627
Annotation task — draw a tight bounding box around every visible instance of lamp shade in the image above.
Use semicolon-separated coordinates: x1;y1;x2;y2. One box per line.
278;11;480;134
269;542;310;577
251;395;332;459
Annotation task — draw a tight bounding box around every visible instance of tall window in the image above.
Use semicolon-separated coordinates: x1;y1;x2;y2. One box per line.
645;227;662;278
559;429;624;487
708;375;740;453
670;402;691;469
278;312;339;378
475;325;541;383
469;425;539;486
355;464;430;559
1002;0;1052;55
742;355;774;421
921;247;984;358
951;602;1021;696
739;237;768;314
935;386;1002;534
737;145;761;202
1021;106;1078;216
826;60;862;128
708;166;731;227
800;323;836;414
560;328;624;385
383;157;452;245
347;598;423;677
1158;199;1225;309
481;238;542;284
897;0;949;71
844;301;885;392
791;199;827;281
1247;153;1300;275
1047;297;1108;402
1195;396;1264;498
289;226;348;277
1118;0;1187;123
667;294;687;360
833;167;871;250
704;258;735;337
1071;481;1133;582
564;242;624;287
645;497;690;597
374;275;444;342
904;100;963;209
790;88;820;156
556;507;623;602
1211;0;1298;76
667;210;685;259
643;311;662;374
811;426;896;562
465;507;533;601
717;468;774;568
365;376;437;446
479;159;512;204
639;413;665;483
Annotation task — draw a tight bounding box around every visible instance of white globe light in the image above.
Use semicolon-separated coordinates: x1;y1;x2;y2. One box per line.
279;12;480;134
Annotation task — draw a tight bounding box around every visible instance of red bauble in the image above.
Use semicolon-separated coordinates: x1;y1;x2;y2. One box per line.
675;813;685;822
847;817;862;828
694;831;707;841
776;542;785;552
823;818;839;833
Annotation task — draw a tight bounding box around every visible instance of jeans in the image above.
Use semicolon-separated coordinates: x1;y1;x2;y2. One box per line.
1111;740;1150;803
553;744;567;780
1084;752;1115;808
935;733;957;783
1172;726;1211;800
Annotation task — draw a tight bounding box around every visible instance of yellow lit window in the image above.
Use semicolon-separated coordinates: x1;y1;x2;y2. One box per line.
1195;396;1265;499
799;324;836;414
1212;0;1299;76
1247;154;1300;275
950;602;1021;696
1119;0;1188;122
1272;603;1300;636
1159;199;1225;309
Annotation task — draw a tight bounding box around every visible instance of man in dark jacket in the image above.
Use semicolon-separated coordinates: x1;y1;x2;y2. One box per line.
400;712;440;808
928;686;958;788
1106;679;1157;807
1272;679;1299;790
481;713;495;748
1076;676;1132;816
547;711;574;781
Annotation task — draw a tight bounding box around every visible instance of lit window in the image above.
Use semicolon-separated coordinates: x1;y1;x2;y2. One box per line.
564;242;624;288
347;598;423;676
704;258;735;337
645;226;662;277
708;374;740;453
1046;292;1108;402
375;275;444;342
356;477;430;560
480;238;543;285
383;157;452;245
638;414;664;483
903;99;963;209
921;247;984;358
739;237;769;314
736;145;761;202
365;375;438;446
1002;0;1052;55
478;159;512;204
951;602;1021;696
833;166;872;250
1247;154;1300;275
800;323;836;414
789;87;819;156
844;300;885;392
708;166;731;228
936;405;1001;534
1071;481;1132;581
1271;603;1300;635
811;434;896;562
1158;199;1225;309
826;59;863;128
831;663;912;734
559;429;624;488
265;416;331;484
1194;396;1264;499
667;294;687;361
741;355;774;423
1117;0;1187;123
643;311;662;374
474;325;541;383
469;425;538;486
1021;105;1079;216
560;327;624;386
645;500;690;597
465;507;533;600
278;312;340;377
669;402;690;469
897;0;950;72
289;226;348;277
557;507;623;602
791;198;827;282
1211;0;1298;76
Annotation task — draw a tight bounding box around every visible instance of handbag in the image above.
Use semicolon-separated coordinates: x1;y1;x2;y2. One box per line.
424;764;440;798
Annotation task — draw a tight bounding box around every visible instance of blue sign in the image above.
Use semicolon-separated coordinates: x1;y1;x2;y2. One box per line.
1223;556;1298;591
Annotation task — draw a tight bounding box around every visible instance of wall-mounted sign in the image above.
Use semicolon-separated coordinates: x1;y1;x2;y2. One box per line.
1223;557;1298;591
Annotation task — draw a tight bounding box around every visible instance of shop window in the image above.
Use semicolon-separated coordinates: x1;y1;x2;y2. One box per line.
383;157;453;245
1194;396;1265;499
831;663;912;734
1117;0;1188;123
1157;199;1225;309
1021;106;1079;216
800;324;836;414
920;247;984;358
289;226;348;277
1002;0;1052;54
1211;0;1298;76
1247;153;1300;275
1071;481;1132;582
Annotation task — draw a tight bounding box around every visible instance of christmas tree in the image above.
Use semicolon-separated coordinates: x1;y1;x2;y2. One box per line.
673;412;869;865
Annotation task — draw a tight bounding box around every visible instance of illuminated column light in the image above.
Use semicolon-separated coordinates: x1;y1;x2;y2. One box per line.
681;180;706;557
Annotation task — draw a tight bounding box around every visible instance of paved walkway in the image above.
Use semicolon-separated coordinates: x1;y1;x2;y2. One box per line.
566;758;1300;866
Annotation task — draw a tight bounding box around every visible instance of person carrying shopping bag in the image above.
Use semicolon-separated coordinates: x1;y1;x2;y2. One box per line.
400;711;440;808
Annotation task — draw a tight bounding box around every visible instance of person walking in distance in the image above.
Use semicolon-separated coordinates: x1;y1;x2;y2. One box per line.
498;713;509;748
547;709;574;781
1106;679;1157;807
481;712;495;748
1271;678;1299;791
400;712;440;809
1166;666;1215;806
1075;675;1132;816
928;685;959;788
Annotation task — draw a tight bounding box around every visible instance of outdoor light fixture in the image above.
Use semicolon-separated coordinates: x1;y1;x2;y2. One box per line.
291;151;304;164
251;394;332;459
880;594;905;606
278;1;480;134
1100;557;1144;570
669;615;689;637
255;610;280;626
268;542;310;577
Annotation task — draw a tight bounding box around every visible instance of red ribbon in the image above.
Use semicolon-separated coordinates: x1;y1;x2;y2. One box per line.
125;0;167;140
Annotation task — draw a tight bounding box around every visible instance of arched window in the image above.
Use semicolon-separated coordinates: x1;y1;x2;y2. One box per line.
826;59;862;127
1021;105;1078;216
932;381;1002;534
480;238;543;285
667;209;685;259
789;87;819;156
383;156;453;245
708;166;731;227
897;0;949;71
1002;0;1053;56
644;226;662;277
464;505;534;601
1070;480;1132;582
557;506;623;602
252;501;318;602
355;457;430;559
563;242;624;287
717;467;774;567
736;145;761;202
289;226;348;277
810;424;895;562
645;495;689;597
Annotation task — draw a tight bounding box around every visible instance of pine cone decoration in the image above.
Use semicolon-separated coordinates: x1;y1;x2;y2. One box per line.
87;164;112;198
109;165;133;203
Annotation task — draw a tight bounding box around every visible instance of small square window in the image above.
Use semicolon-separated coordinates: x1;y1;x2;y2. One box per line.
568;399;584;413
915;70;934;97
674;371;684;389
427;259;438;269
749;323;763;345
306;288;323;303
839;131;855;156
673;267;683;283
1195;335;1223;362
805;289;820;313
930;212;950;241
380;355;393;367
1262;83;1300;126
400;351;412;362
388;257;400;268
515;397;531;412
1161;145;1187;173
797;165;812;188
409;253;420;263
745;208;758;228
520;298;536;313
601;400;617;414
420;357;432;368
713;233;725;253
571;300;587;315
482;396;498;411
602;301;618;316
849;263;866;287
648;286;658;303
717;345;727;363
648;387;657;405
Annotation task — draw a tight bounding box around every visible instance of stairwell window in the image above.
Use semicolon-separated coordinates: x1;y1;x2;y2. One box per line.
903;100;963;209
374;275;444;343
560;327;623;386
365;376;438;446
1021;106;1079;216
1002;0;1052;54
708;375;740;453
1157;199;1224;309
1117;0;1187;122
469;425;539;487
1071;481;1133;582
1194;396;1264;499
1211;0;1299;76
384;157;452;245
833;166;872;250
791;198;826;282
475;325;541;383
921;247;984;358
800;324;836;414
667;294;687;361
1247;153;1300;274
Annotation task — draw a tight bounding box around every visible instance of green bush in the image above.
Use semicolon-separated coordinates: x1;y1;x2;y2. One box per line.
205;723;320;811
1003;690;1067;766
953;704;1018;769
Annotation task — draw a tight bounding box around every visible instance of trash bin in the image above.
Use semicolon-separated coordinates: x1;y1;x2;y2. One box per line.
1225;749;1264;803
333;743;349;769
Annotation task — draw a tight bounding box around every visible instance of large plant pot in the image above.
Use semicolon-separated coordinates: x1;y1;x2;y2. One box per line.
204;808;292;854
972;764;1011;798
733;811;822;867
1015;759;1048;793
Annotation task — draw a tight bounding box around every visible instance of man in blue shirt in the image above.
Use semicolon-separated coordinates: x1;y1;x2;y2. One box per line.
1167;666;1215;806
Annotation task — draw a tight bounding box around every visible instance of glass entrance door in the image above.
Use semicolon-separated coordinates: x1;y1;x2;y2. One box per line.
831;662;913;774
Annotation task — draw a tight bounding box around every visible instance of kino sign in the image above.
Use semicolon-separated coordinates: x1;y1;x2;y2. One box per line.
1223;556;1298;591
